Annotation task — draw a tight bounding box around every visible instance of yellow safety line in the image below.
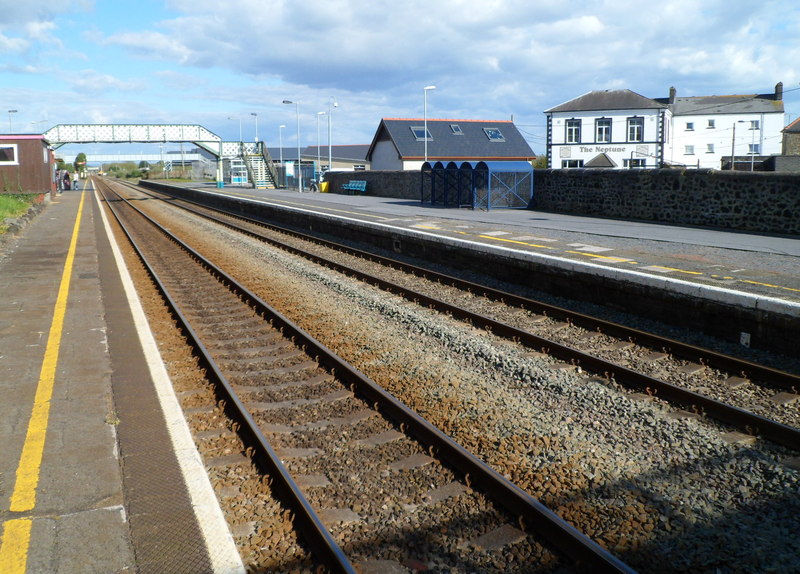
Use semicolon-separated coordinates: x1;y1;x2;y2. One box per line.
741;279;800;293
477;234;555;250
0;192;85;573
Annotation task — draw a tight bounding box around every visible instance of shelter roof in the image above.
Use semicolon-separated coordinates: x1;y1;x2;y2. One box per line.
367;118;535;162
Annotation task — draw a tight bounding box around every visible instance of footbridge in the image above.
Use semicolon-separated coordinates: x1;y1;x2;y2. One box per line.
42;124;278;188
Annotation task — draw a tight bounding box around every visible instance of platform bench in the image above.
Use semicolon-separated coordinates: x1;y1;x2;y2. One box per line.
342;180;367;194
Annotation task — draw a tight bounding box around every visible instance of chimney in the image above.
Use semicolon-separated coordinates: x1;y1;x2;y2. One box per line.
669;86;676;104
775;81;783;101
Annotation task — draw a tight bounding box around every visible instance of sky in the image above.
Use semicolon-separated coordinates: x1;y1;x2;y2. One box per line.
2;0;800;158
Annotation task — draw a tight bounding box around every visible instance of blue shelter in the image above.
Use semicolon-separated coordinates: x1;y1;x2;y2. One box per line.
422;160;533;210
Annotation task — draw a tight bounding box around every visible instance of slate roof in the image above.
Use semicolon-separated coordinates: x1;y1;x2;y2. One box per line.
657;94;784;115
545;90;667;113
366;118;535;162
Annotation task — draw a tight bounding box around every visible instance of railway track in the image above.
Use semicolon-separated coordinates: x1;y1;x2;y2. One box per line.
96;179;635;572
135;180;800;451
97;178;800;573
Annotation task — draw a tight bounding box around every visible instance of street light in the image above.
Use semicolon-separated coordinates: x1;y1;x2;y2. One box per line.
317;111;325;182
283;100;301;192
328;97;338;171
423;86;436;163
749;120;758;172
8;109;17;133
228;116;242;142
250;112;259;142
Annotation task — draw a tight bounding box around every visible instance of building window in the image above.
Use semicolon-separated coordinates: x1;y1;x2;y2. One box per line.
685;122;694;131
483;127;505;141
0;144;18;165
748;144;760;155
450;124;463;135
624;158;645;168
566;119;581;143
707;143;715;153
353;164;366;171
685;145;695;155
410;126;432;141
627;117;643;142
561;159;584;168
750;120;760;130
707;119;715;129
596;118;611;143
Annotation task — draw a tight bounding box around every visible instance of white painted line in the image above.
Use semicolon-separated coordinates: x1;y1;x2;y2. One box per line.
481;231;511;236
95;189;245;574
568;243;614;253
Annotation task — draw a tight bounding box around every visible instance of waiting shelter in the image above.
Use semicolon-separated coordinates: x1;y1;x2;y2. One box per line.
421;160;533;210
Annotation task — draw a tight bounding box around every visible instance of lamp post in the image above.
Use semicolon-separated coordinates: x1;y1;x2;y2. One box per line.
328;97;338;171
423;86;436;163
749;121;758;172
283;100;301;192
279;125;286;188
731;120;746;171
251;112;259;142
228;116;242;142
8;109;17;133
316;111;325;181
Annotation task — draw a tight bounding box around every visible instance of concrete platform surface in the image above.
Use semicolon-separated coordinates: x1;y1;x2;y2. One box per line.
0;187;243;573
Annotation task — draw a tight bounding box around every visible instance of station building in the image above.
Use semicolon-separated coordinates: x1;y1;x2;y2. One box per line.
0;134;55;194
545;83;786;170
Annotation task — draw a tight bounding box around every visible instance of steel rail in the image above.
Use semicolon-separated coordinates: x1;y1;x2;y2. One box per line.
137;186;799;450
102;180;638;572
144;181;799;393
98;182;357;574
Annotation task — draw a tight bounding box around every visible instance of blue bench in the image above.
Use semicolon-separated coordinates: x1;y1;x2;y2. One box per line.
342;180;367;194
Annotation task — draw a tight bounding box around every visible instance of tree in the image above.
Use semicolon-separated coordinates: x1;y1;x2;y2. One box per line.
74;152;87;174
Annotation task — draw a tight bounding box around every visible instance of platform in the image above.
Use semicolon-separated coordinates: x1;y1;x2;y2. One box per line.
199;185;800;307
0;187;243;573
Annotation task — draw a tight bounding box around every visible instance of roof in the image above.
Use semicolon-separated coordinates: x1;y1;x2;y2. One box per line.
784;117;800;133
659;94;784;115
546;90;667;113
366;118;535;162
585;153;617;168
302;144;370;162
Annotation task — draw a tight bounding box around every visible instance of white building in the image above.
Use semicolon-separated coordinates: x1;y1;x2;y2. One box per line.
545;83;785;170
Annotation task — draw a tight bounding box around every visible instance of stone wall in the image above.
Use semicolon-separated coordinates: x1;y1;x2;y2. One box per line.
325;170;421;200
326;168;800;235
532;168;800;235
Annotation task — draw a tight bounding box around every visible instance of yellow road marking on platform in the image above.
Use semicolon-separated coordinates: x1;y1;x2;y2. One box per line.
565;250;636;263
0;192;85;574
478;234;555;249
741;279;800;293
648;265;704;276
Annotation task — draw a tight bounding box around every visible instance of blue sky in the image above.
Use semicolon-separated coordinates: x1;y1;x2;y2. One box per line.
2;0;800;157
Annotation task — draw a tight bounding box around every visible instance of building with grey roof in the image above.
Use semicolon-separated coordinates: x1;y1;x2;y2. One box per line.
545;83;785;170
366;118;535;171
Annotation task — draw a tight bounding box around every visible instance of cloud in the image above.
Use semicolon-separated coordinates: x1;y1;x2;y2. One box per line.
103;30;194;63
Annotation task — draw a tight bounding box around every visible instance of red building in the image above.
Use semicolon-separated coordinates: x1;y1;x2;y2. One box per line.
0;134;56;195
